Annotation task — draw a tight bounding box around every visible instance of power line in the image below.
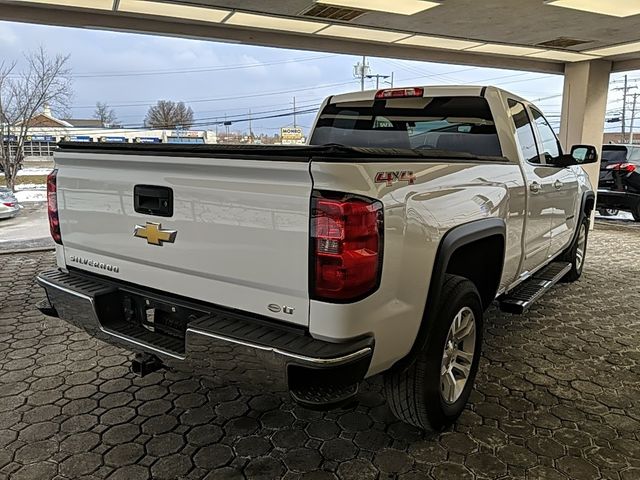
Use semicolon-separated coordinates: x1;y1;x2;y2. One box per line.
7;54;338;79
71;79;360;109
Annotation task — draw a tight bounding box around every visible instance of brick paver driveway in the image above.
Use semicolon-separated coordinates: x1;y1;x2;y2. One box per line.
1;224;639;480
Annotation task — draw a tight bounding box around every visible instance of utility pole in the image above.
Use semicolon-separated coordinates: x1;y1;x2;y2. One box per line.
623;75;628;143
613;75;636;143
630;93;638;145
293;96;297;128
248;109;253;142
353;56;369;91
366;74;390;89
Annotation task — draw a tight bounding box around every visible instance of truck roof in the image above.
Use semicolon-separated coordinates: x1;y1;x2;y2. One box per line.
328;85;525;104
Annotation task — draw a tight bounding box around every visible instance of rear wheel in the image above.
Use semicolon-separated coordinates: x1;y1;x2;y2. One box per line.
632;205;640;222
384;275;482;431
562;217;589;282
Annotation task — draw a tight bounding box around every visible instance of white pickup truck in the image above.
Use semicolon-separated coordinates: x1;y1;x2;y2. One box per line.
37;86;596;431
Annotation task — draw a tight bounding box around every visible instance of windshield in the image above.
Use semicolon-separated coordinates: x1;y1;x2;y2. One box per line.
310;96;502;157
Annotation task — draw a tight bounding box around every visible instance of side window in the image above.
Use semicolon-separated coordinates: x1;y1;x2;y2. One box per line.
508;99;540;164
530;107;562;163
628;146;640;162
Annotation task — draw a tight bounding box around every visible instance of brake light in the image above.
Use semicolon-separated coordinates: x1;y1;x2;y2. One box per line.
375;87;424;99
311;192;383;302
47;169;62;245
2;202;15;207
606;162;637;172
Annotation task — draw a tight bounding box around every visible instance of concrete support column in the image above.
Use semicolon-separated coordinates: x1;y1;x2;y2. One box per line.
559;60;612;193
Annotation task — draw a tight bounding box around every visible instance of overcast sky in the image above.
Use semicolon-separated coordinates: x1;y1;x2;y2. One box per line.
0;20;635;136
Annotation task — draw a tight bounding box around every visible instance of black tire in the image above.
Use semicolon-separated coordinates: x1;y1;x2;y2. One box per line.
384;275;483;431
561;217;589;282
632;206;640;222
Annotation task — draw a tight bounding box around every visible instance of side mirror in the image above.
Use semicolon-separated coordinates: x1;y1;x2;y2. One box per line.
570;145;598;165
553;145;599;168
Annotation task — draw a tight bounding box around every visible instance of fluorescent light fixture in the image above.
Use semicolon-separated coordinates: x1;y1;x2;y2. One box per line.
466;43;545;56
14;0;113;9
317;25;410;43
546;0;640;17
225;12;328;34
527;50;598;62
118;0;229;23
584;41;640;57
397;35;484;50
315;0;440;15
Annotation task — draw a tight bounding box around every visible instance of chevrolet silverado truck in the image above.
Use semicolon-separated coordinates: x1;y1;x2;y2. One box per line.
36;86;597;431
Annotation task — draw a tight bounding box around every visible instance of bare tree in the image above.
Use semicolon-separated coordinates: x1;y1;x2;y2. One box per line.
145;100;194;129
0;47;72;191
94;101;118;127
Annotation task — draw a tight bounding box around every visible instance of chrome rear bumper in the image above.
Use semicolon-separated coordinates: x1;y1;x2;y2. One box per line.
36;269;373;399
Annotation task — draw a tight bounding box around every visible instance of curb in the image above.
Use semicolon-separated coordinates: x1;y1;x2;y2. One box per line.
594;219;640;232
0;246;55;255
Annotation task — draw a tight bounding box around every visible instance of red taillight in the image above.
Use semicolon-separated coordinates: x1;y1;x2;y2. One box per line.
375;87;424;99
2;202;15;207
47;169;62;245
607;162;637;172
311;192;383;302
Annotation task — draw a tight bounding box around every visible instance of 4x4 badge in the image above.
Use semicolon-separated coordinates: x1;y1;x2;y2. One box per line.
134;222;177;246
375;171;416;186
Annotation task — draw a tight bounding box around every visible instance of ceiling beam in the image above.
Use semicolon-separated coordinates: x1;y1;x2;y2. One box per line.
612;58;640;73
0;3;565;75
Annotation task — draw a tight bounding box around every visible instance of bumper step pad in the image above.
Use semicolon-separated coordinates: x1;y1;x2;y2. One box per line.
499;261;571;314
290;383;359;410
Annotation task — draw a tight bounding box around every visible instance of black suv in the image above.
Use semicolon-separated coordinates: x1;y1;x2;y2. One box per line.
597;144;640;220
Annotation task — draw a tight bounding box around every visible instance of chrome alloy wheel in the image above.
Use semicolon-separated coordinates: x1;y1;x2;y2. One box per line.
576;223;587;271
440;306;476;404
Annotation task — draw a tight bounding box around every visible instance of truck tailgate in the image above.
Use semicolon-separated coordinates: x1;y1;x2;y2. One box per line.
55;150;312;326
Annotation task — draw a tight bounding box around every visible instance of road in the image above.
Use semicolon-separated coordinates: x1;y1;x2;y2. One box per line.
0;203;53;250
0;224;639;479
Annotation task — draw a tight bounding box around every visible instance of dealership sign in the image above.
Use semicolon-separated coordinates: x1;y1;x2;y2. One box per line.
281;127;303;140
280;127;304;145
68;136;93;142
27;135;56;142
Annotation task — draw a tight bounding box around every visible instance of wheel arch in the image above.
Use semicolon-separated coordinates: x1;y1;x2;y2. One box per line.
391;218;505;372
559;190;594;260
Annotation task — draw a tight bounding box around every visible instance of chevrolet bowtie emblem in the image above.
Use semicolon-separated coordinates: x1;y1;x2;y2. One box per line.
134;222;177;246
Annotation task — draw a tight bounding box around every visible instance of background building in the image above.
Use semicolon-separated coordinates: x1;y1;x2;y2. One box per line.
2;106;218;161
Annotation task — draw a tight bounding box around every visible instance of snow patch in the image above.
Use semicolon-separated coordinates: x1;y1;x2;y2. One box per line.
0;167;53;177
15;190;46;203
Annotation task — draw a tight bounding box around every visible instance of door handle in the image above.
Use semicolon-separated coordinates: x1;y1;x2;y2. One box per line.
529;182;542;194
553;180;563;189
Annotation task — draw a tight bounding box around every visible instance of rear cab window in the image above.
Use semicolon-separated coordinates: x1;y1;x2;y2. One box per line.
310;96;503;158
602;146;628;165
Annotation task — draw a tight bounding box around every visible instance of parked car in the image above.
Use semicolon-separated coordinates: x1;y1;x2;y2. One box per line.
0;187;19;219
36;86;596;431
597;144;640;219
